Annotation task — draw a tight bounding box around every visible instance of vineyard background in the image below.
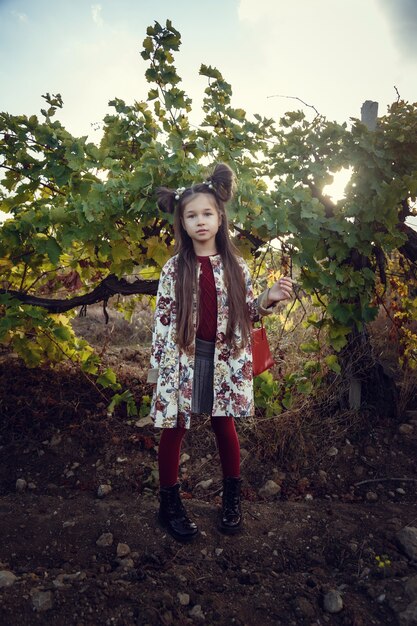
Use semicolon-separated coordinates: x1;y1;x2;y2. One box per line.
1;20;417;626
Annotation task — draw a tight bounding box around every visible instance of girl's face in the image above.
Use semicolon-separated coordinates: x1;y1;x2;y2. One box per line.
181;193;221;252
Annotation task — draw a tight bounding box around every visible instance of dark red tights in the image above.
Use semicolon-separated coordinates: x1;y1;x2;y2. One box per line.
158;417;240;488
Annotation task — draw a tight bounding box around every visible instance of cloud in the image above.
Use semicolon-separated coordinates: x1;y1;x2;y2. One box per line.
91;4;103;27
11;11;28;23
238;0;272;22
379;0;417;58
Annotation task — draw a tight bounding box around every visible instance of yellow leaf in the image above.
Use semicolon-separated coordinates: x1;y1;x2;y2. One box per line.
146;236;172;268
111;240;131;264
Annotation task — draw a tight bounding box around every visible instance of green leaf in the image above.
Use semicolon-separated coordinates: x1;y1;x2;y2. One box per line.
300;341;320;353
296;380;313;394
45;238;62;264
52;326;73;341
130;170;153;190
325;354;341;374
97;368;121;390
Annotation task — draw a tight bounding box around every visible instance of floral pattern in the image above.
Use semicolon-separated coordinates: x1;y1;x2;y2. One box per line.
147;254;270;429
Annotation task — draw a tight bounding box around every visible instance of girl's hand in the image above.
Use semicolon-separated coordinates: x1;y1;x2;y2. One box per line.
267;277;294;305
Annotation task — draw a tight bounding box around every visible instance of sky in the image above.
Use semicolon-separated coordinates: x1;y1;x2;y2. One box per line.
1;0;417;221
1;0;417;136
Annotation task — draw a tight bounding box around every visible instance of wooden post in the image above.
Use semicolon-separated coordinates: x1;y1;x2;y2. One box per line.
347;101;379;410
361;101;378;131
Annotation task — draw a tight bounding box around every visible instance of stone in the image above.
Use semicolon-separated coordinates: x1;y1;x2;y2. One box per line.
180;453;190;464
327;447;338;457
398;424;414;436
406;576;417;601
53;571;86;588
366;491;378;502
399;600;417;626
15;479;27;492
118;557;134;569
215;548;223;556
258;480;281;498
163;611;173;625
295;596;316;618
397;527;417;560
135;416;153;428
341;444;355;458
116;543;131;557
323;590;344;613
97;484;112;498
50;433;62;446
272;470;286;481
96;532;114;547
399;424;414;436
387;517;403;531
196;479;213;490
0;571;17;588
178;592;190;606
189;604;205;620
30;588;53;612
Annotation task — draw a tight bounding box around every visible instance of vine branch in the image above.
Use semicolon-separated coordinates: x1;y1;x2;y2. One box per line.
1;275;158;313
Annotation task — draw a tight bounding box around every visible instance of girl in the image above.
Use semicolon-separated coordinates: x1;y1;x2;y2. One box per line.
147;163;293;542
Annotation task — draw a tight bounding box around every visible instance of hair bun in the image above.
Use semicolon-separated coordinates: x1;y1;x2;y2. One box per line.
210;163;234;203
156;186;176;214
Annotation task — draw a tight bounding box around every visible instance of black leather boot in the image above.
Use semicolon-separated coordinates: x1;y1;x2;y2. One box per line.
219;477;243;534
158;483;198;542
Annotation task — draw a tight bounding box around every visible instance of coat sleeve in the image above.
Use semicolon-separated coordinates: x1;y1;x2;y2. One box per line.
240;260;274;323
146;261;175;384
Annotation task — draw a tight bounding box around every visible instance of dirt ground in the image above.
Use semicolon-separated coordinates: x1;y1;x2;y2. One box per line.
0;311;417;626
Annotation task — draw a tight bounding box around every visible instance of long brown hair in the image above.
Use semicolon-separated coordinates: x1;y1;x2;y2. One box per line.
156;163;252;350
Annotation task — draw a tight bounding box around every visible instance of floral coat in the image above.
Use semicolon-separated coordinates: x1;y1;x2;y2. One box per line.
147;254;272;429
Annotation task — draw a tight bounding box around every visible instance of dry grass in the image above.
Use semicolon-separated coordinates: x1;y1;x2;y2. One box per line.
71;297;153;348
69;292;415;471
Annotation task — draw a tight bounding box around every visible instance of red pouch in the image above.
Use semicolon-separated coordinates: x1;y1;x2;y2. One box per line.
252;322;274;377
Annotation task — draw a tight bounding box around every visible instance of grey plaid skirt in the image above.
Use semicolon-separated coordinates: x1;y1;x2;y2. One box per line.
191;338;215;415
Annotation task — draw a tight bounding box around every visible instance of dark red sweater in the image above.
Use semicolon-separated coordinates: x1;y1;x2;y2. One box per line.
196;256;217;341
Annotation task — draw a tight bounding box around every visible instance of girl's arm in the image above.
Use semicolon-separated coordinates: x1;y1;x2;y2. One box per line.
146;263;174;384
259;277;293;310
240;261;293;321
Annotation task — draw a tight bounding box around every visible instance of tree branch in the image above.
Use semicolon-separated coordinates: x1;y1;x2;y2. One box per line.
232;224;265;249
0;163;66;196
1;275;158;313
267;94;320;117
399;222;417;263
